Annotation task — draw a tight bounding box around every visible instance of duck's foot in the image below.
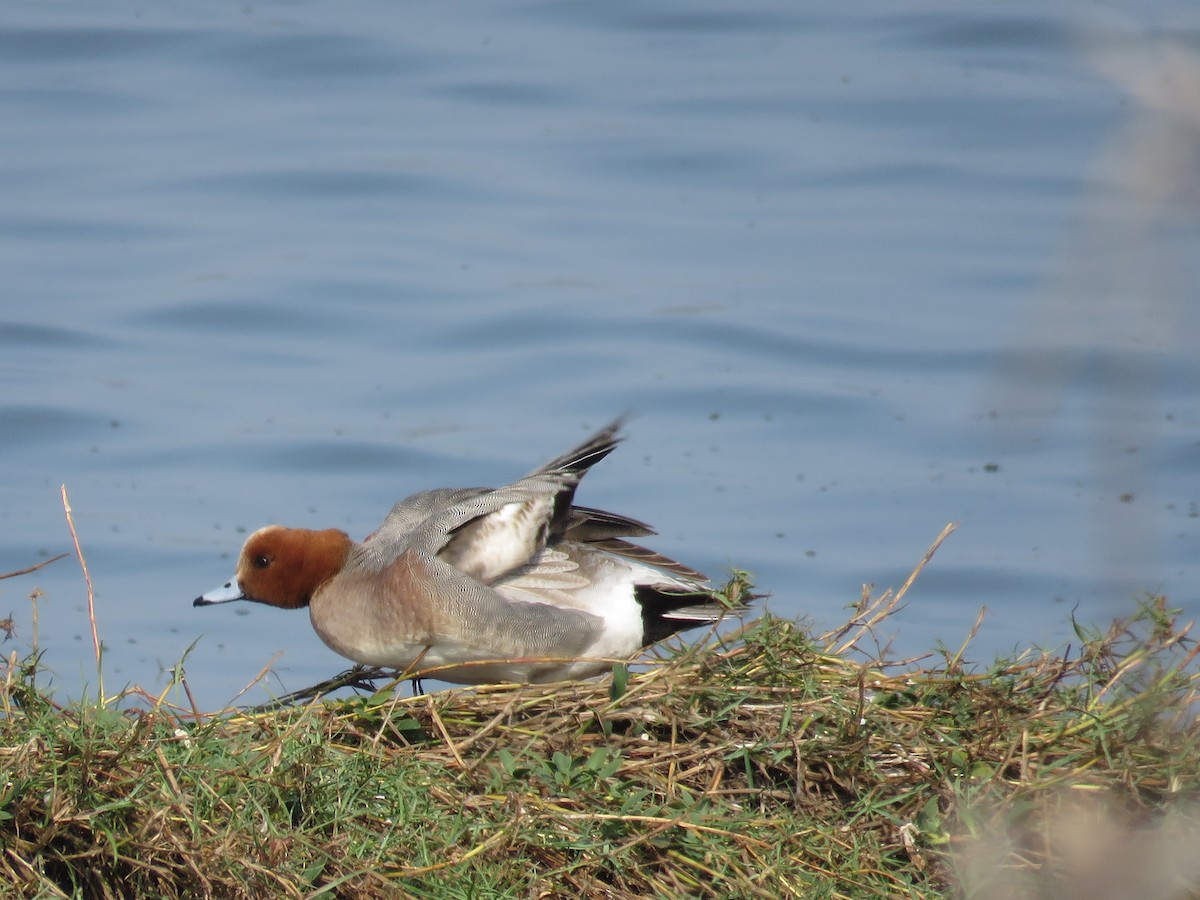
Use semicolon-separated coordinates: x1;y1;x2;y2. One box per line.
245;664;394;712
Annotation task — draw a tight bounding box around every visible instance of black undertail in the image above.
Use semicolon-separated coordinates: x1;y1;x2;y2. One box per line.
635;584;737;646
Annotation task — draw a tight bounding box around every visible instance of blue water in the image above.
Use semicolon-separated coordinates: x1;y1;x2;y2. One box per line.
2;1;1197;710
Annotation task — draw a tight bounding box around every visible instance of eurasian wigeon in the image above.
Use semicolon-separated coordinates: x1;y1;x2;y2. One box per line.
193;419;749;684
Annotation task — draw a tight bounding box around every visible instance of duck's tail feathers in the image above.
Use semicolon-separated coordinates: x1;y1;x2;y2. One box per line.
636;585;754;646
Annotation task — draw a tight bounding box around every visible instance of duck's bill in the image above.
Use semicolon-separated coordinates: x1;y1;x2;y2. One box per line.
193;579;246;607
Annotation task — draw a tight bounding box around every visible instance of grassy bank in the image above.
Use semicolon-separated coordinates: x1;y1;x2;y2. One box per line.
1;565;1198;898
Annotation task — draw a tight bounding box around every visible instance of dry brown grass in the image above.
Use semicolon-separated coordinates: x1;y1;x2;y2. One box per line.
1;532;1198;898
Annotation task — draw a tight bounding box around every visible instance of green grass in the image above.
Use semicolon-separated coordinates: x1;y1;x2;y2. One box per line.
0;571;1198;898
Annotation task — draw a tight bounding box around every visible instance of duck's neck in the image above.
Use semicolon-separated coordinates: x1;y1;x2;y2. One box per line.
288;528;354;607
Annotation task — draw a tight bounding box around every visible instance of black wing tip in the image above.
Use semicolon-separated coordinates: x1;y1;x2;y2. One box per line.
568;416;629;468
538;414;633;477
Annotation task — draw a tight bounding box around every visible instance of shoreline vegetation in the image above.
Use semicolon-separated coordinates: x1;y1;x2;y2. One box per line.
1;525;1198;898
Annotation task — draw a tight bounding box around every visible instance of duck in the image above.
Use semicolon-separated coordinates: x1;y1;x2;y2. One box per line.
193;418;749;684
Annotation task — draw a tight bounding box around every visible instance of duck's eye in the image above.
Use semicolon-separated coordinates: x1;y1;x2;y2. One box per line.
253;555;271;569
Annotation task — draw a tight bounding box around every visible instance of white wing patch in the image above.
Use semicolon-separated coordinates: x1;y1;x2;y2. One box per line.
441;496;554;582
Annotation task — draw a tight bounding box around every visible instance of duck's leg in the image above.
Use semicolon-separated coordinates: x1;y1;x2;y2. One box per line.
245;663;390;712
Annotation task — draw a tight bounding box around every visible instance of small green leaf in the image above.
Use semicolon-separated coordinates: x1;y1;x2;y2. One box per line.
300;859;327;885
610;663;629;701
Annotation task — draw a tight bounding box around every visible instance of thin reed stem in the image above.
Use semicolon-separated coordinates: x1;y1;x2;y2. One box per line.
60;485;102;684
